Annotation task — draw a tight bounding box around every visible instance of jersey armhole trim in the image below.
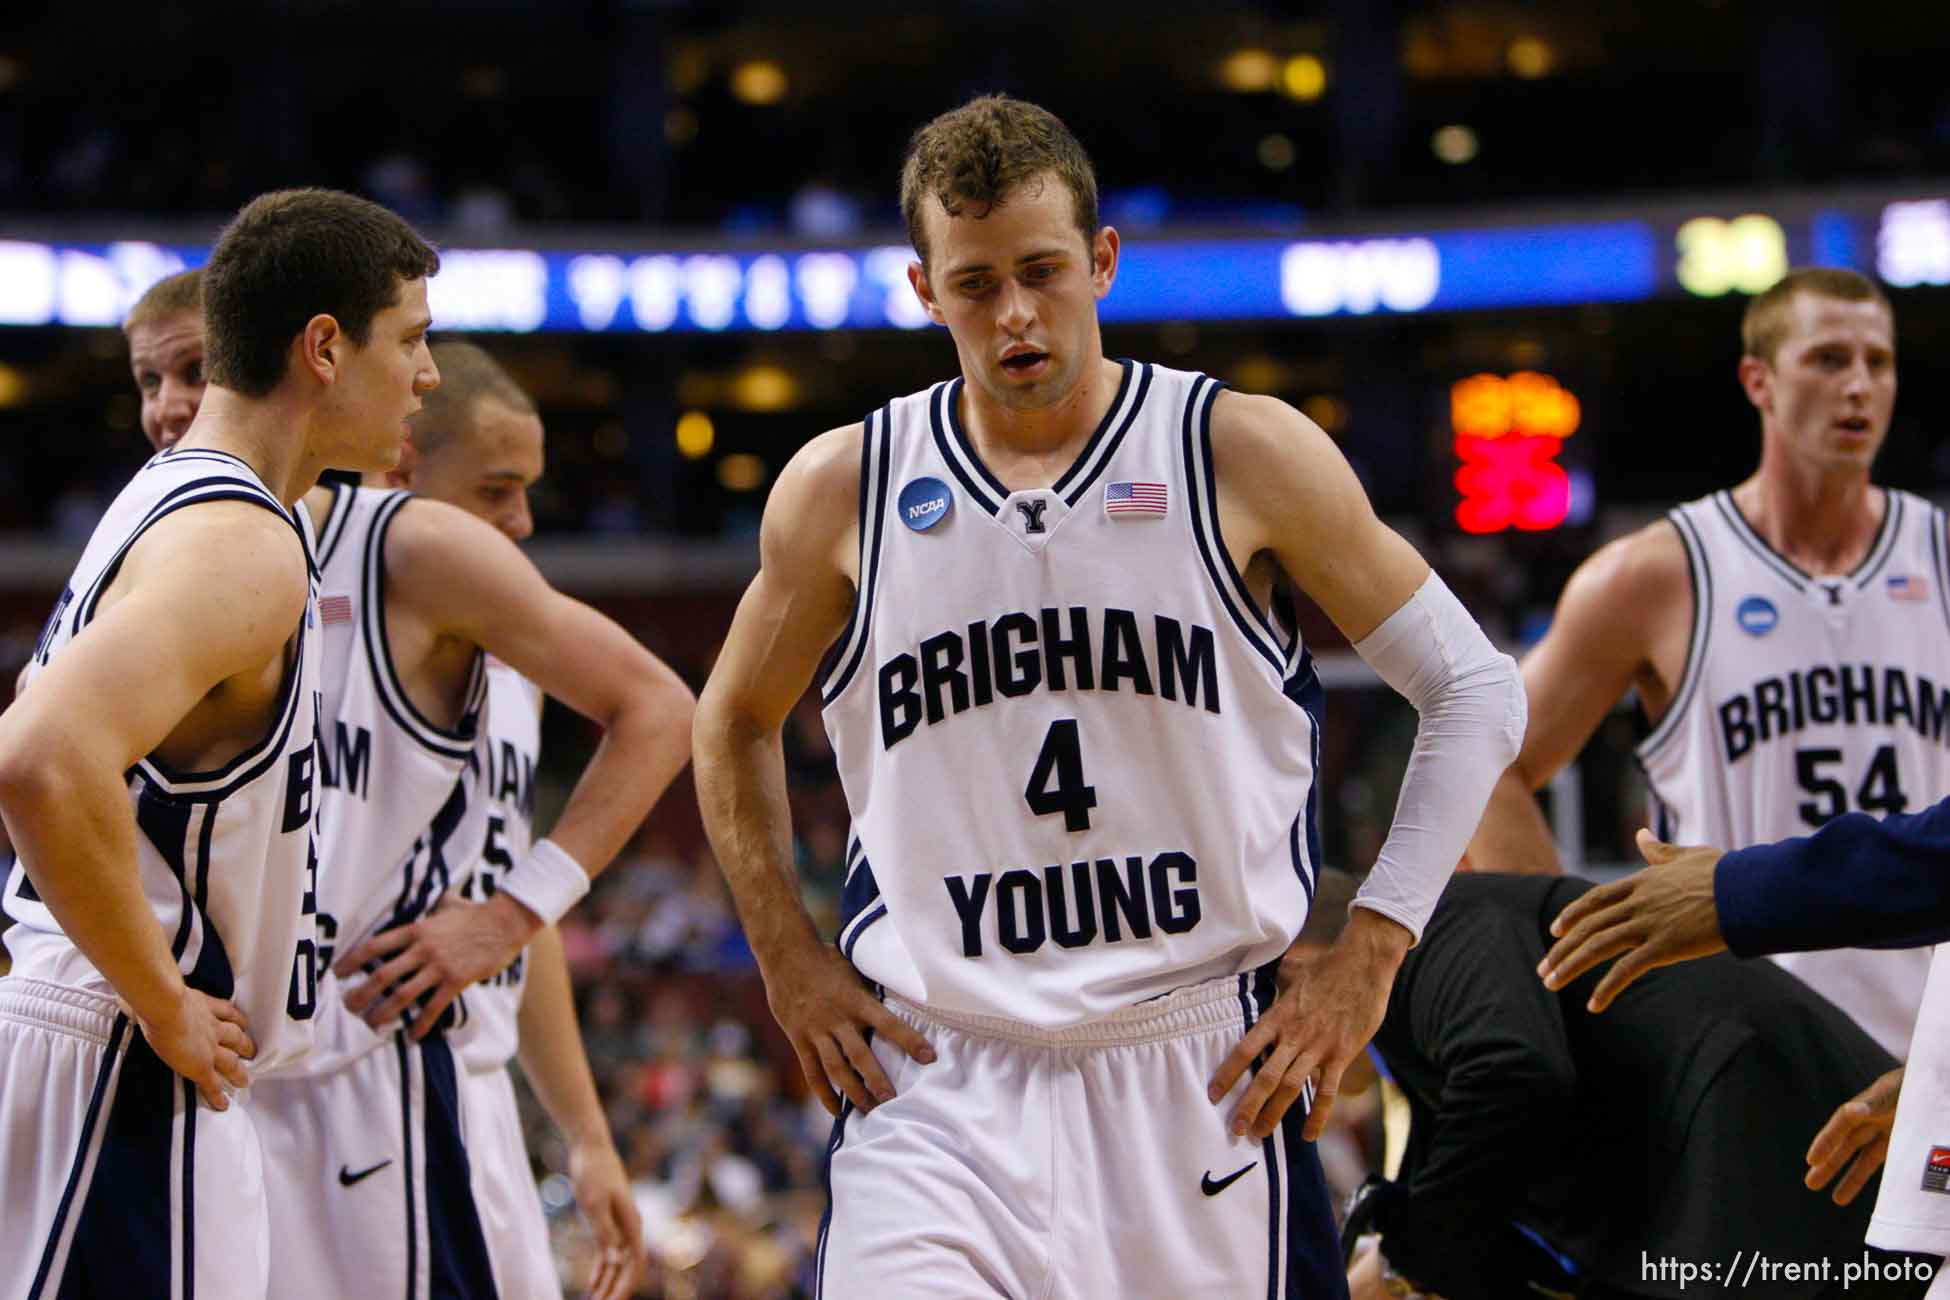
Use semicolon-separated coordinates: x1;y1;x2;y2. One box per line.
1637;509;1712;763
1181;376;1286;676
1929;505;1950;639
362;491;483;761
314;480;357;573
818;406;893;706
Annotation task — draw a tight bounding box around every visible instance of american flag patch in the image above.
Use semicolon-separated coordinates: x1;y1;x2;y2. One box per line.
1105;481;1168;517
1888;574;1930;602
319;594;354;625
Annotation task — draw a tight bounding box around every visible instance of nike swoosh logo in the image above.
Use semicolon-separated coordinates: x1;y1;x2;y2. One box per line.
1201;1161;1257;1196
338;1159;394;1187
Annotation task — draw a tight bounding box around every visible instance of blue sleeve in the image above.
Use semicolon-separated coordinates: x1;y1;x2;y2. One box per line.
1715;799;1950;955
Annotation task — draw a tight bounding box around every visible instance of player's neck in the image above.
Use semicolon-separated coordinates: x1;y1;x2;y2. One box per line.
1733;459;1882;575
957;354;1122;487
173;386;328;507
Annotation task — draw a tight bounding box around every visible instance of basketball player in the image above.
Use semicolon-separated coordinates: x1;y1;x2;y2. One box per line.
248;337;694;1298
402;341;645;1300
1465;266;1935;1058
126;268;207;452
118;316;651;1296
693;95;1525;1296
0;188;439;1299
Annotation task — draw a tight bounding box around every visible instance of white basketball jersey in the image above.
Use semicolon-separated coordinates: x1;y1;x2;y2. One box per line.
456;661;542;1074
821;363;1322;1028
1637;488;1950;1056
2;446;323;1073
306;482;489;971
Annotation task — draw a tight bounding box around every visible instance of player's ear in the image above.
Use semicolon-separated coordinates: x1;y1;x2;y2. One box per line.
1091;226;1120;300
907;259;947;327
298;314;343;387
1737;354;1772;417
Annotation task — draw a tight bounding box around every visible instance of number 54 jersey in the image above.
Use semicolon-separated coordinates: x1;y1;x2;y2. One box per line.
819;363;1322;1028
1638;488;1950;1057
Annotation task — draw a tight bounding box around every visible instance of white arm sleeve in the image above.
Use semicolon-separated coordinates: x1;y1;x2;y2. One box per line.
1347;572;1526;942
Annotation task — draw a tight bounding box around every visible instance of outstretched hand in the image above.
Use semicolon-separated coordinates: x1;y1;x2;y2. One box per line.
1209;910;1408;1142
1806;1066;1903;1206
765;941;935;1116
1537;828;1726;1011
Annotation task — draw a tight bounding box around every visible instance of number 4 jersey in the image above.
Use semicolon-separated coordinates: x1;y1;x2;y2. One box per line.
819;362;1323;1028
1638;487;1950;1056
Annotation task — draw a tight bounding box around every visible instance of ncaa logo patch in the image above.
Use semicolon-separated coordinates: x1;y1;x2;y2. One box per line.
1923;1146;1950;1194
1735;595;1778;637
898;476;952;532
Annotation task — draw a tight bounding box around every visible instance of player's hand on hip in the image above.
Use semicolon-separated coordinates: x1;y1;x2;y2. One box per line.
1806;1065;1904;1206
335;891;539;1039
1211;909;1409;1143
1537;829;1726;1011
568;1136;646;1300
764;941;935;1116
124;987;255;1111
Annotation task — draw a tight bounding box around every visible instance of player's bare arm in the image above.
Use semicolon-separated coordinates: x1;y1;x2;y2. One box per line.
0;503;306;1108
694;423;936;1117
514;924;644;1300
337;497;696;1033
1204;390;1525;1142
1466;522;1692;876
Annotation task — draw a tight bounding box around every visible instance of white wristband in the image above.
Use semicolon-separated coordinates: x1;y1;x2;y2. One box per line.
497;837;591;927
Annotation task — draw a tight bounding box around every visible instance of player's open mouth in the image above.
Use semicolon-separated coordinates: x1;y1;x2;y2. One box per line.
1001;351;1049;373
1837;416;1871;433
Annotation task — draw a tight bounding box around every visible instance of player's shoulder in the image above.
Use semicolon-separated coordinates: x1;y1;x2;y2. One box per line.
1560;516;1692;618
121;499;311;651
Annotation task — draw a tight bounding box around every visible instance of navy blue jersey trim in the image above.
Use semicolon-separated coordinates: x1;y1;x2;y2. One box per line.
1932;509;1950;639
928;381;1002;515
1277;1110;1345;1297
1181;377;1284;675
397;1034;419;1299
941;376;1014;504
79;480;286;630
1060;362;1154;507
841;902;887;962
134;594;309;801
28;1017;127;1300
135;782;196;960
1196;383;1282;652
1050;359;1138;499
813;1098;854;1300
363;492;483;761
1852;490;1905;588
821;408;894;705
314;479;357;573
1638;510;1713;762
1710;491;1808;592
179;1077;197;1300
420;1035;499;1297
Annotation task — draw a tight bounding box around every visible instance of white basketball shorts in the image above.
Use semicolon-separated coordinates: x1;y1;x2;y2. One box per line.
814;972;1346;1299
0;976;270;1300
254;1030;500;1299
461;1064;562;1299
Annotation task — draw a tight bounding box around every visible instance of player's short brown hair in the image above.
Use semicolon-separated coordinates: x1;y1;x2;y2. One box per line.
123;268;202;336
1741;267;1892;364
203;188;440;397
899;94;1099;271
410;341;535;458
